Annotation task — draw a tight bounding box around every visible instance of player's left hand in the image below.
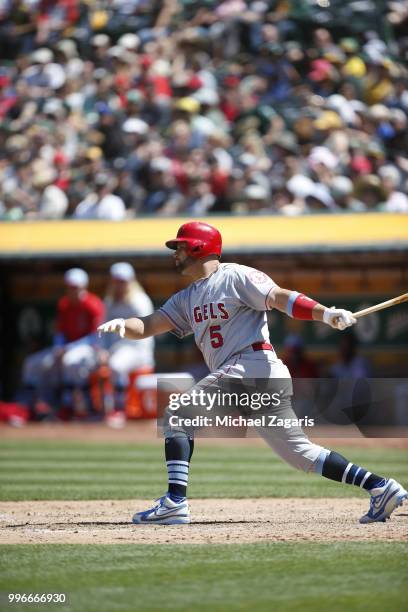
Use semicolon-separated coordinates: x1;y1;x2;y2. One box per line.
323;307;357;331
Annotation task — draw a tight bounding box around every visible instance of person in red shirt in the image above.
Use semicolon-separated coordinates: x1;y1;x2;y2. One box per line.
21;268;104;417
55;268;104;344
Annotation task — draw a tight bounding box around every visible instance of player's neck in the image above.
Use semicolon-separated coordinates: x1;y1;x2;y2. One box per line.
186;259;220;282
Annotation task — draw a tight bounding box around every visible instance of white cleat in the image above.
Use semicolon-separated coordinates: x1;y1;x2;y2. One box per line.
360;478;408;524
132;495;190;525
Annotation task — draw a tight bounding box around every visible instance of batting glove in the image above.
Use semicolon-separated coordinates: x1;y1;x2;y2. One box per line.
323;307;356;331
97;318;126;338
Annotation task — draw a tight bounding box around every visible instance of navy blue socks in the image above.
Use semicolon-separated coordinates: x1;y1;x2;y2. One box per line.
165;435;194;500
322;451;385;491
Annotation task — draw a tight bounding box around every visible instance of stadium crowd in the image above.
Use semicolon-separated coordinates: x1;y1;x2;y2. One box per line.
0;0;407;220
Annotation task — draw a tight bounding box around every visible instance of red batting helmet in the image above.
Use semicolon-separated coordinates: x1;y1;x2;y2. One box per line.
165;221;222;259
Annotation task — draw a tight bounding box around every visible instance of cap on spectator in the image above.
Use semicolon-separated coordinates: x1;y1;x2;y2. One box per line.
239;153;257;167
343;56;366;78
43;98;64;116
93;68;109;80
193;88;219;105
365;141;385;158
150;58;171;77
90;11;109;30
97;195;126;220
31;48;53;64
381;57;401;76
45;63;66;90
86;146;103;160
390;108;407;124
363;38;388;63
378;165;401;186
112;49;135;65
324;49;346;64
56;39;77;58
351;155;372;175
64;268;89;288
313;110;343;130
6;135;29;152
330;176;354;198
340;37;359;53
308;146;339;170
94;172;111;187
174;97;200;113
127;89;144;104
118;33;140;50
150;157;172;172
108;45;125;58
65;91;84;110
91;34;110;47
95;101;112;115
326;95;357;125
368;104;391;121
349;100;367;113
308;59;333;81
245;184;268;200
274;132;299;153
122;118;149;134
287;175;316;198
110;262;135;282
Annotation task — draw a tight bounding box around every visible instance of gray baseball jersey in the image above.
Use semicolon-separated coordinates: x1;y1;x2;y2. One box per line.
159;263;276;371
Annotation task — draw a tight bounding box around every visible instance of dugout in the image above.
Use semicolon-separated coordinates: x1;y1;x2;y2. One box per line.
0;213;407;399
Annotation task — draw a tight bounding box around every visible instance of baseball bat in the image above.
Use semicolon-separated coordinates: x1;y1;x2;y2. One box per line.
352;292;408;319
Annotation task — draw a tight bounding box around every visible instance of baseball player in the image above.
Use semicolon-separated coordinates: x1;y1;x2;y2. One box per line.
22;268;104;412
98;222;407;525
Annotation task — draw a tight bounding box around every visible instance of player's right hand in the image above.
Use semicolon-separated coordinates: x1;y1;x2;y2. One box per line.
323;307;356;331
97;318;126;338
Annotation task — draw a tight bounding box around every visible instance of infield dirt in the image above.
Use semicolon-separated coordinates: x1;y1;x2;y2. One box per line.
1;498;407;545
2;423;407;545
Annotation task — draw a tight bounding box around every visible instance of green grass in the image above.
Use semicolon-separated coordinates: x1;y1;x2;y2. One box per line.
0;440;407;501
0;543;407;612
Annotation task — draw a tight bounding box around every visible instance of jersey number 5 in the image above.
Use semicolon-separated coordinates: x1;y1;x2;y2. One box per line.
209;325;224;348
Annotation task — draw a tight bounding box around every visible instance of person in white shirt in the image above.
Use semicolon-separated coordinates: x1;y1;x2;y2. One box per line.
99;262;155;408
74;173;126;220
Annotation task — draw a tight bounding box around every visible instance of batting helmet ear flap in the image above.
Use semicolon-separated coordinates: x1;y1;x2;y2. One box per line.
190;243;204;256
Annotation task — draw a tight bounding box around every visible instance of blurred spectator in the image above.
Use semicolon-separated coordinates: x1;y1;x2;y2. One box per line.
0;1;407;219
282;335;319;378
97;262;154;410
329;332;371;379
378;165;408;212
20;268;105;417
74;172;127;220
282;334;319;418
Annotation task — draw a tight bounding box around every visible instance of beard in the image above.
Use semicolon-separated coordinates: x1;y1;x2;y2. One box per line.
175;257;194;274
